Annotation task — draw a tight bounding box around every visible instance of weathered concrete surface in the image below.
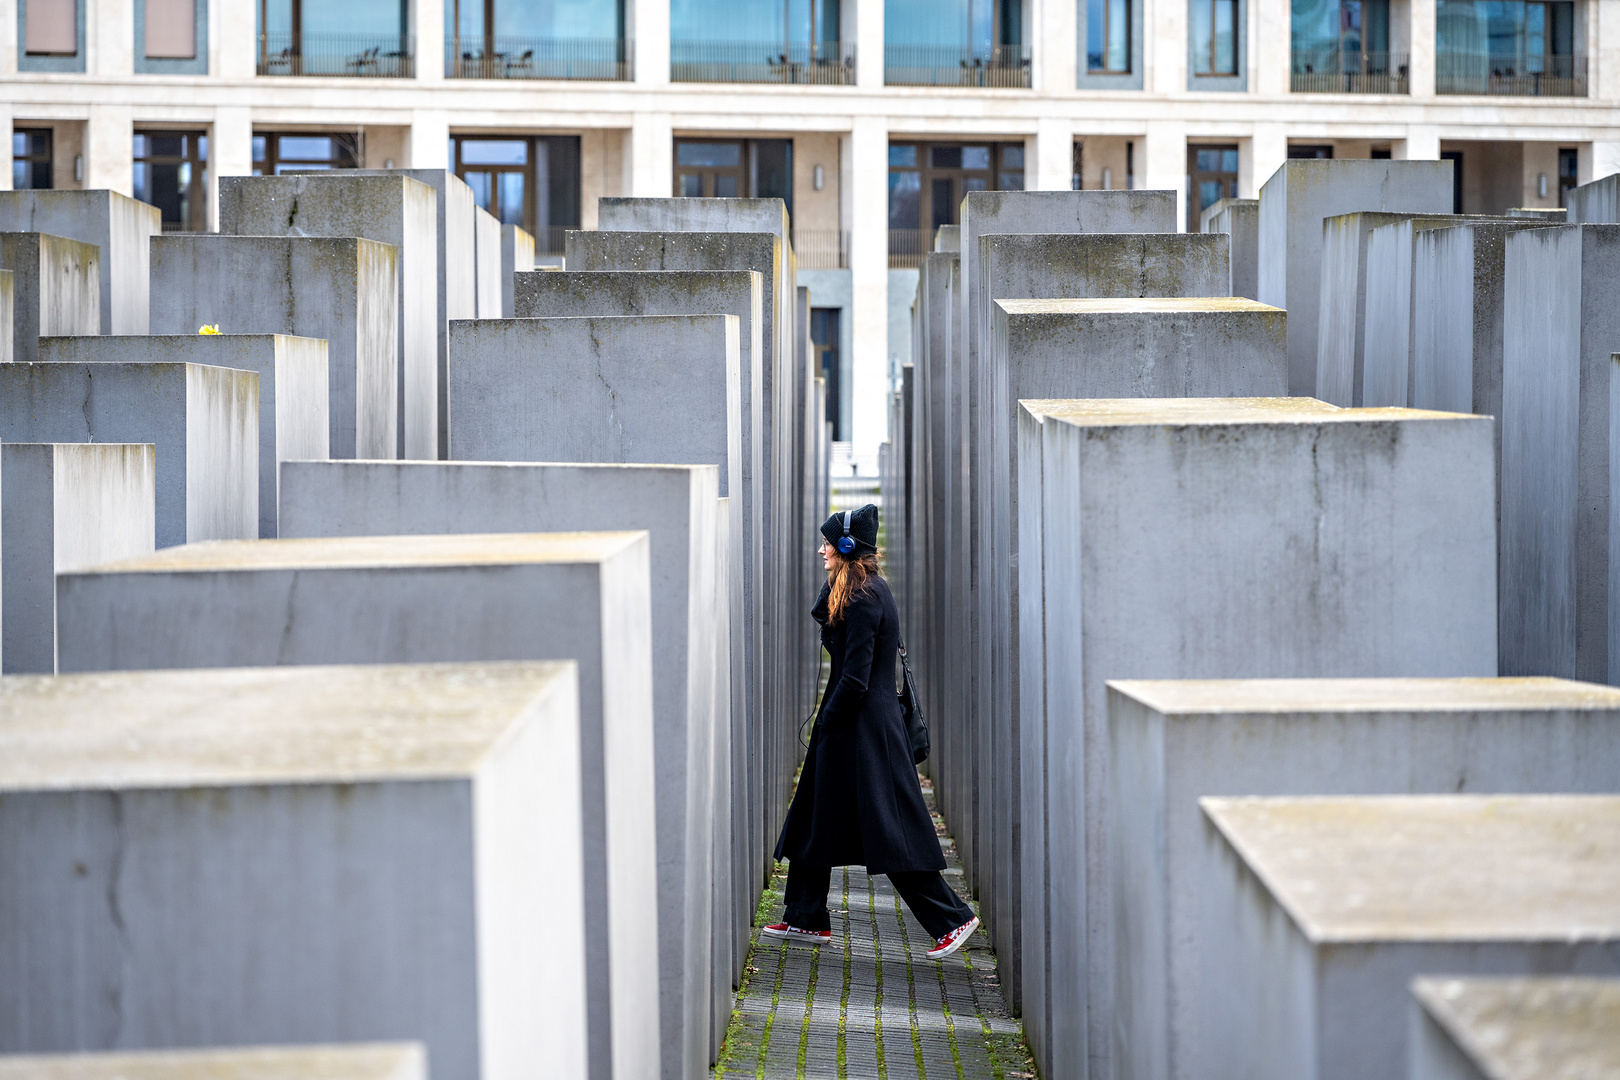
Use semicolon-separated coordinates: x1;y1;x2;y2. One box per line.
149;235;398;462
1256;160;1453;394
1018;397;1497;1080
0;1043;426;1080
1412;977;1620;1080
501;224;534;317
55;531;658;1080
1505;207;1569;221
218;174;439;460
0;662;587;1080
597;197;789;241
1200;197;1259;298
0;362;257;548
475;206;501;318
40;335;328;538
1107;676;1620;1080
1199;795;1620;1080
1;443;154;673
0;190;161;334
1567;173;1620;224
0;232;99;362
1499;225;1620;683
0;270;12;363
278;459;730;1079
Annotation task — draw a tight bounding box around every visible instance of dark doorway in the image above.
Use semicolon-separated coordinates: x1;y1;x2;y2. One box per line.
672;138;793;217
1559;147;1578;208
1288;144;1334;159
12;128;53;189
134;130;209;232
1187;144;1239;231
1442;150;1464;212
812;307;842;441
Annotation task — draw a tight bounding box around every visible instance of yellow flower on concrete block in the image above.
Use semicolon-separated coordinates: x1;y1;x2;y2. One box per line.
198;324;221;335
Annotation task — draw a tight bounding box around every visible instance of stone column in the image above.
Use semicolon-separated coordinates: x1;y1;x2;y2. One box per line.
1034;116;1075;192
1035;0;1077;93
408;111;450;168
210;106;253;231
1143;120;1188;229
628;112;673;197
848;116;888;473
414;0;443;83
86;104;133;196
1410;0;1437;98
215;0;256;77
856;0;883;88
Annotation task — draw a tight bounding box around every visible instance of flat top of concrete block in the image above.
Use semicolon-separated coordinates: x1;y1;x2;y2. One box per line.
1020;397;1471;428
42;334;323;353
1201;795;1620;942
996;297;1279;316
0;1044;423;1080
1108;677;1620;715
1413;977;1620;1080
0;663;574;792
78;530;643;574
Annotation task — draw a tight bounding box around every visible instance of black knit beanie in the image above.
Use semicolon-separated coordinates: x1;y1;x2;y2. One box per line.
820;504;879;556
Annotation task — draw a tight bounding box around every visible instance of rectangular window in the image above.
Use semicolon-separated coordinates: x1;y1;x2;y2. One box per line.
1087;0;1130;72
1192;0;1237;74
12;129;53;190
25;0;77;54
252;132;361;175
257;0;413;76
888;141;1024;265
669;138;793;215
452;134;581;253
1187;144;1239;231
134;130;208;232
145;0;195;57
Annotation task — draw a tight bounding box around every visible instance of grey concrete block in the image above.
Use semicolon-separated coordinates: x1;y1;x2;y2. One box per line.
1108;677;1620;1080
0;233;99;363
1505;206;1569;221
0;362;257;548
0;662;588;1080
0;443;154;673
597;197;789;243
1199;796;1620;1080
475;207;501;319
0;1043;426;1080
935;224;961;252
39;335;328;539
0;271;11;363
1411;977;1620;1080
278;459;729;1080
1019;398;1497;1080
55;532;659;1080
218;174;439;460
1567;172;1620;224
501;224;534;317
1500;225;1620;683
149;235;399;462
1200;197;1258;299
1257;160;1453;394
0;190;162;334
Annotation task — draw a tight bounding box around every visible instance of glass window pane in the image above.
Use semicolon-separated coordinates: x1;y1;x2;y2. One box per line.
252;135;267;162
1214;0;1236;72
461;139;528;166
679;174;704;197
302;0;406;37
886;0;972;48
889;145;918;168
962;146;990;169
278;136;337;161
964;176;988;191
998;170;1024;190
671;0;784;43
1087;0;1106;69
497;173;526;226
1107;0;1129;69
464;170;493;210
888;170;921;230
1193;0;1213;72
1002;146;1024;168
931;146;962;169
714;175;739;197
1221;149;1239;171
677;141;741;167
497;0;620;40
1200;179;1223;211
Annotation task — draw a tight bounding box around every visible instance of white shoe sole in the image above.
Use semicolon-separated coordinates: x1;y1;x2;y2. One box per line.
763;926;831;945
927;916;980;960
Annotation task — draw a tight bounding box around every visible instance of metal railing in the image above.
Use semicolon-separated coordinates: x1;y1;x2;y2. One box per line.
257;32;415;77
792;228;849;269
1291;48;1408;93
888;228;929;269
670;40;855;84
446;36;631;80
532;225;569;257
1436;51;1586;96
884;43;1031;88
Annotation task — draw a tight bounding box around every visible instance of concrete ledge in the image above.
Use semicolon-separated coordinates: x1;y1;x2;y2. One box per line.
0;1043;426;1080
1412;977;1620;1080
0;232;99;362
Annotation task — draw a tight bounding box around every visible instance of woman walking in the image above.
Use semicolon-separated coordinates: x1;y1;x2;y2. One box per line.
766;503;981;959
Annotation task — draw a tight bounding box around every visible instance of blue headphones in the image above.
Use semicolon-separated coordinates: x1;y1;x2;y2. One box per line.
836;510;857;555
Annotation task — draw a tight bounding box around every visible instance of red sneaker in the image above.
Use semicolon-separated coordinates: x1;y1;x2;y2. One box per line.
762;922;832;945
927;916;980;960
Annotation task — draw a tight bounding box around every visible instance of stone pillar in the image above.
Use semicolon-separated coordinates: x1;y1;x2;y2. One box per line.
414;0;443;83
1410;0;1437;97
1249;123;1286;195
631;0;670;85
215;0;256;77
87;0;133;76
210;106;253;231
849;116;888;474
628;112;673;197
1035;0;1077;93
1034;116;1075;191
855;0;883;88
0;110;12;192
85;104;133;196
1143;121;1189;229
408;111;450;169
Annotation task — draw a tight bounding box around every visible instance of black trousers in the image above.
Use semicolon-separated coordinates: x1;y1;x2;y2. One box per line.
782;860;976;940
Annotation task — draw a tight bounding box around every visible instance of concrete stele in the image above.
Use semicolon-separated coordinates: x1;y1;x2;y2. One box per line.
0;1043;426;1080
149;235;399;462
0;271;11;363
1412;977;1620;1080
53;532;659;1080
1256;159;1453;394
0;190;162;334
0;443;154;674
1499;224;1620;683
1200;197;1259;299
1199;795;1620;1080
0;662;587;1080
500;224;535;317
1106;676;1620;1080
218;174;440;460
474;206;501;318
1018;397;1497;1080
0;362;257;548
277;459;728;1080
0;232;99;363
1566;172;1620;224
40;335;328;539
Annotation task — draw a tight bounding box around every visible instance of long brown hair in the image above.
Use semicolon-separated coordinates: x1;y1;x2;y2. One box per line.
827;549;882;624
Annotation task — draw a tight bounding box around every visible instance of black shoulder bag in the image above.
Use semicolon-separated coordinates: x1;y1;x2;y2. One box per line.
897;638;930;765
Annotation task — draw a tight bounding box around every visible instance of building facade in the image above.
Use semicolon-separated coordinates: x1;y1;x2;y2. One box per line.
4;0;1618;469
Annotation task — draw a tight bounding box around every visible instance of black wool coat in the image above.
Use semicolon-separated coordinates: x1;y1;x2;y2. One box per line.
773;574;946;874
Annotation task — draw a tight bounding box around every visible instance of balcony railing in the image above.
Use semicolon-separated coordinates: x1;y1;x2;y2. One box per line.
532;226;569;257
257;32;415;77
446;36;631;80
888;228;929;269
792;228;849;269
670;40;855;84
885;44;1031;88
1291;48;1408;93
1437;51;1586;96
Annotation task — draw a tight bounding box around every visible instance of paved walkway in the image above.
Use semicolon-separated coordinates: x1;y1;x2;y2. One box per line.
714;777;1036;1080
